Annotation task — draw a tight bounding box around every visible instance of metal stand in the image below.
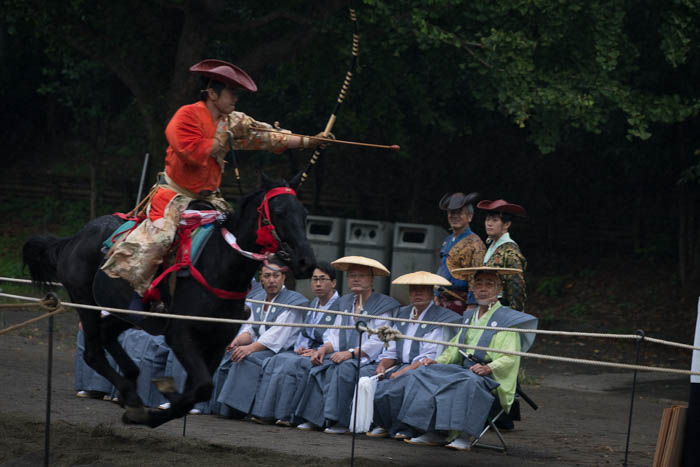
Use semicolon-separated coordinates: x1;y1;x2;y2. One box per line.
350;320;366;467
623;330;644;467
44;313;54;467
182;414;187;437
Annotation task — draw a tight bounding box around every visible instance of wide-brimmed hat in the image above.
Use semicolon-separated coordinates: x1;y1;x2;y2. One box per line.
190;59;258;92
438;192;480;211
450;265;522;281
392;271;451;286
331;256;390;277
476;199;527;217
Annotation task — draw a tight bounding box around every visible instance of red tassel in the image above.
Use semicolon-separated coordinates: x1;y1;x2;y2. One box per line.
255;225;279;253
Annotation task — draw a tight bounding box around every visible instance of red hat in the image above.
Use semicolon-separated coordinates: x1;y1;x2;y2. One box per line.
189;59;258;92
477;199;527;217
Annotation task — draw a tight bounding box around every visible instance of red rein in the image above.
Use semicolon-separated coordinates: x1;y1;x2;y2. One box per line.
143;186;297;302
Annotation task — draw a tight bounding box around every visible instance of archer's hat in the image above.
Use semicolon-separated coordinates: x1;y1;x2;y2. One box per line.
439;192;480;211
331;256;390;277
391;271;451;286
190;59;258;92
476;199;527;217
450;265;522;281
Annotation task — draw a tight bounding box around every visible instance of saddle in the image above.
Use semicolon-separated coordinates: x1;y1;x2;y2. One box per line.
92;201;219;330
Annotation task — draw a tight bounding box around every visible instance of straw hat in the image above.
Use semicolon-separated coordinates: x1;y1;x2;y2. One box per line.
392;271;451;286
330;256;390;277
450;265;522;281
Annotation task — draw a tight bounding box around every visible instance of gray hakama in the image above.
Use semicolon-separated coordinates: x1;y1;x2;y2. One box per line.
250;295;337;423
396;306;537;437
295;292;399;427
215;287;308;415
325;359;377;427
119;329;169;408
217;349;276;414
74;329;116;394
397;364;499;437
372;304;461;436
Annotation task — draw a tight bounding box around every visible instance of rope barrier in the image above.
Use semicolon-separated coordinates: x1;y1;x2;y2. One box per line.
356;324;700;377
0;294;67;337
4;275;697;351
1;289;698;376
245;298;700;351
0;277;62;287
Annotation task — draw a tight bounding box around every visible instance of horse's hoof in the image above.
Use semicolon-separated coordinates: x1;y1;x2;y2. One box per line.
152;377;177;393
122;405;149;425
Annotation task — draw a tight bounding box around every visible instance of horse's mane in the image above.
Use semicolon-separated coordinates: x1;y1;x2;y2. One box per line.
224;177;292;232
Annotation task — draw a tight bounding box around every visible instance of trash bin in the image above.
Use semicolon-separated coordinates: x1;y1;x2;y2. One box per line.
343;219;394;295
389;223;448;305
294;215;346;299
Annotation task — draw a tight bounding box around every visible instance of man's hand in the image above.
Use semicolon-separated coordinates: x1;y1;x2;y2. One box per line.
470;363;492;376
225;338;238;352
420;358;437;367
295;346;307;355
330;350;352;364
230;344;256;362
311;348;327;366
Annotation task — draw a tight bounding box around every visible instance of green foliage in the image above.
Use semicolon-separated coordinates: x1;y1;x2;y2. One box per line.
362;0;700;153
565;303;587;317
535;275;567;298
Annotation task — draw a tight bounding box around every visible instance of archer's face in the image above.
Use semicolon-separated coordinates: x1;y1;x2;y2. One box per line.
211;87;239;115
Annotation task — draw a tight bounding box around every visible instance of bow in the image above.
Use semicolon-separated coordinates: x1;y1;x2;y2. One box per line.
298;6;359;188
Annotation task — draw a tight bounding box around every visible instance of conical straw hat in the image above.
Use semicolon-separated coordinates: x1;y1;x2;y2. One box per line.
331;256;390;277
392;271;451;286
450;265;522;281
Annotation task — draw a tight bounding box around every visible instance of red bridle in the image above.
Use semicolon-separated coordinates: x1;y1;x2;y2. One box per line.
255;186;297;253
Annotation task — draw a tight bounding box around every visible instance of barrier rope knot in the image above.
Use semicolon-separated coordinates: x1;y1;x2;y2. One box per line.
375;325;403;348
40;292;60;311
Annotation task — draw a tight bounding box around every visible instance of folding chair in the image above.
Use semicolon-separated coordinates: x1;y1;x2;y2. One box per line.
470;381;538;452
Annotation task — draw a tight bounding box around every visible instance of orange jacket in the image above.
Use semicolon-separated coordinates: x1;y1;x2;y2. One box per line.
164;101;292;195
164;101;220;194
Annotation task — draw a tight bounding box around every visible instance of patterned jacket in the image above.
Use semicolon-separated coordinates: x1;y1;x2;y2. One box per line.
486;241;527;311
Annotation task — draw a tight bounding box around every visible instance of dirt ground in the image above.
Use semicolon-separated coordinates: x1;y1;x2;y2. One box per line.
0;308;692;467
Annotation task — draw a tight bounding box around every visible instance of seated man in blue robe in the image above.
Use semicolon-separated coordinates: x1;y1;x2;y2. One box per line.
249;261;340;425
400;266;537;450
366;271;461;439
295;255;400;433
210;258;308;418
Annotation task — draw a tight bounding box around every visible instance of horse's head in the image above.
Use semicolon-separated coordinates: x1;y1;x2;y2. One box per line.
242;172;316;279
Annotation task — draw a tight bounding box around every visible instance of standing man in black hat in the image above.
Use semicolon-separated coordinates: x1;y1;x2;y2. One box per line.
434;192;486;315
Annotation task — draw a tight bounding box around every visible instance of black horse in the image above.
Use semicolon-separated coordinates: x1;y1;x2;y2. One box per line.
22;174;315;427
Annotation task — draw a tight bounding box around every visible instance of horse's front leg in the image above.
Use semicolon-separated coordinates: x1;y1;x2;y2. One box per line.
144;331;217;428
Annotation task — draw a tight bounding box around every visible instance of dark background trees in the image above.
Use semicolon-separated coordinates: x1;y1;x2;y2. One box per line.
1;0;699;301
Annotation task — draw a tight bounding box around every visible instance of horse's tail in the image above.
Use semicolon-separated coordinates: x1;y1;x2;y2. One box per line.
22;234;70;285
